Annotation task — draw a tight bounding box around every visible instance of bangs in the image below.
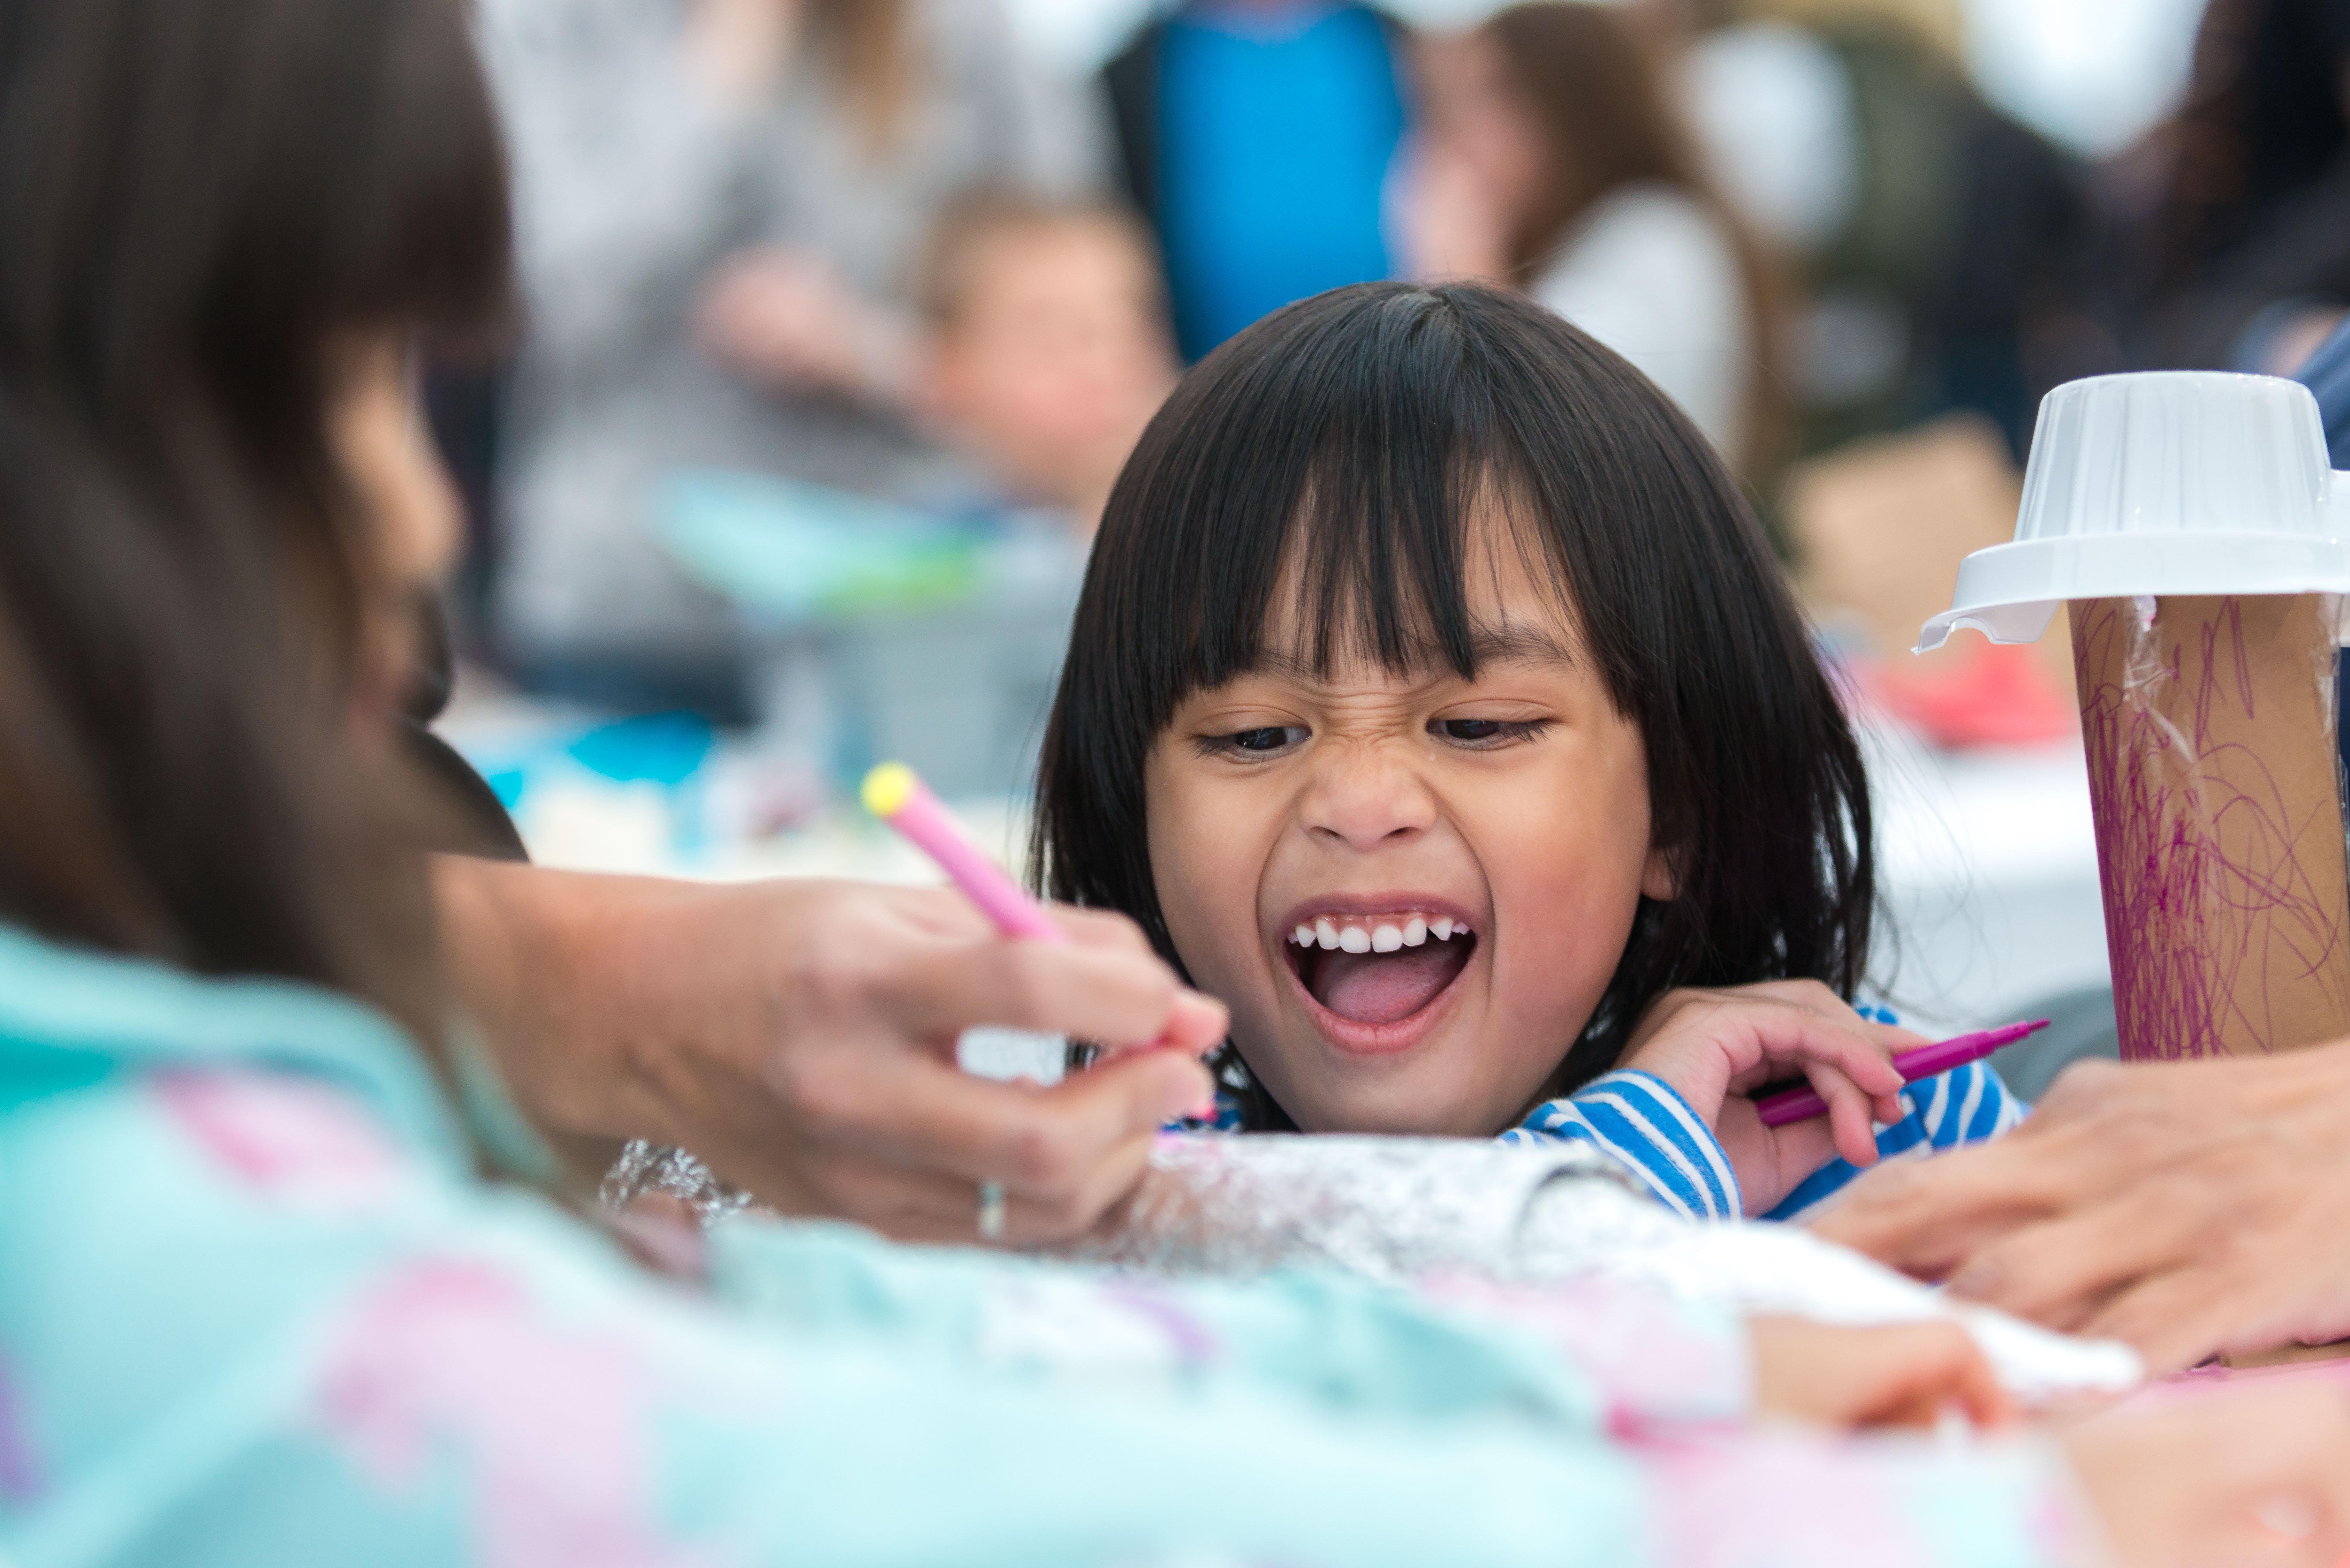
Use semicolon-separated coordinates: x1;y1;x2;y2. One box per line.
1087;283;1693;739
1252;457;1580;682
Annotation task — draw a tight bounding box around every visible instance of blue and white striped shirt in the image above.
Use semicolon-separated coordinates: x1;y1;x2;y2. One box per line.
1500;1055;2026;1221
1185;1007;2028;1222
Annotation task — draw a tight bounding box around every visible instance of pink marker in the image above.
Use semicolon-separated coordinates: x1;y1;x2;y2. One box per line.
1755;1019;2051;1127
861;762;1066;944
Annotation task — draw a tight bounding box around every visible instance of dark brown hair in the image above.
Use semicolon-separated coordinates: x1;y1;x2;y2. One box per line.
1031;282;1873;1128
1474;2;1786;474
0;0;512;1037
808;0;913;156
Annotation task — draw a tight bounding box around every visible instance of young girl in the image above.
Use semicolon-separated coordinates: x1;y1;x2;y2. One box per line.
1034;280;2021;1221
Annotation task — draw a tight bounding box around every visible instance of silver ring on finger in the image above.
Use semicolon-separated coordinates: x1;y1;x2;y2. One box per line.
976;1179;1007;1242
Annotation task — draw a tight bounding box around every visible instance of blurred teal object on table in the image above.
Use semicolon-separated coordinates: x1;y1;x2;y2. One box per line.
566;710;715;786
656;469;983;624
650;466;1090;803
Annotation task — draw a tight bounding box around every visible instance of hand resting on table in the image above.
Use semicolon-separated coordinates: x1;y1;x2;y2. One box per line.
1814;1041;2350;1373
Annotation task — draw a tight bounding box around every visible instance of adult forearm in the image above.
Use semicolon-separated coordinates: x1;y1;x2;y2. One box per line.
432;856;685;1146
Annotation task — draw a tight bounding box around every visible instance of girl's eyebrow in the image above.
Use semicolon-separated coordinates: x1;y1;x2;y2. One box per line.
1246;619;1577;683
1464;620;1578;667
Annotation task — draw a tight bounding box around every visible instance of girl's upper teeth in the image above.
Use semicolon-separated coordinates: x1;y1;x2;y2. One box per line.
1286;912;1470;948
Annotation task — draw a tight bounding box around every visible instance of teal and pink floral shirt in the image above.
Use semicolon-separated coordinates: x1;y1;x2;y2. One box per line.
0;924;2097;1566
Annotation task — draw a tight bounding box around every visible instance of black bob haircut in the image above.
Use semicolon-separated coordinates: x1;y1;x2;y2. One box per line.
1031;281;1874;1124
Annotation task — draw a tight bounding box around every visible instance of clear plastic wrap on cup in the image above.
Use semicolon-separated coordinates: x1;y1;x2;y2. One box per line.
1925;372;2350;1060
2071;593;2350;1059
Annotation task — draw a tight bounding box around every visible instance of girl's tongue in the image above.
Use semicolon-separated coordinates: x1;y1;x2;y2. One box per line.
1306;939;1472;1025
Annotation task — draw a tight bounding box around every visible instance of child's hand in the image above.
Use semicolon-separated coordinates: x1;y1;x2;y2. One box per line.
1618;981;1915;1215
1747;1316;2010;1430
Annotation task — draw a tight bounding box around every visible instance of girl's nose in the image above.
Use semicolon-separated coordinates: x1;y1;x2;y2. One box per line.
1298;746;1437;852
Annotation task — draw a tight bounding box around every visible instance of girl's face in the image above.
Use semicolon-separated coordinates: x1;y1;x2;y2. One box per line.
1145;523;1672;1135
326;337;462;734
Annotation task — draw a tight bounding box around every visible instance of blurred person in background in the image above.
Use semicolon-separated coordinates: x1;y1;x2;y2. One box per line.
913;195;1180;535
477;0;1103;720
1104;0;1409;362
2140;0;2350;374
1685;0;2097;463
1402;2;1782;477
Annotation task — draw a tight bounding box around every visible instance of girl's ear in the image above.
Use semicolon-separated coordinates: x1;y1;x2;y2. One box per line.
1640;842;1679;901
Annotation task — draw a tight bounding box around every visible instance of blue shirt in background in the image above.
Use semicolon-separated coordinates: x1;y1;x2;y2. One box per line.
1157;4;1406;360
2291;319;2350;780
2294;315;2350;467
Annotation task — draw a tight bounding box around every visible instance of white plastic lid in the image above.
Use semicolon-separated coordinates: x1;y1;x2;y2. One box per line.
1917;371;2350;651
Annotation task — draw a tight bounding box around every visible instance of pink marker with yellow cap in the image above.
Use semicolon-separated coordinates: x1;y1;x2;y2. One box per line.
860;762;1066;944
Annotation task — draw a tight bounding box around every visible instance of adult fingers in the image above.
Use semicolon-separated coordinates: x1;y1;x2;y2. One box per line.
1041;903;1157;957
2081;1266;2260;1376
1937;1188;2213;1336
2082;1231;2350;1376
1093;988;1232;1063
862;933;1208;1051
778;1130;1162;1247
812;1045;1210;1206
1811;1139;2080;1278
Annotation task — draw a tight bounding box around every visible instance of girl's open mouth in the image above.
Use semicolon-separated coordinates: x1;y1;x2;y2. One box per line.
1281;909;1478;1031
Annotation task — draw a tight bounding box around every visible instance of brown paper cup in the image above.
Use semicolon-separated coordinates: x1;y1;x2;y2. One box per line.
2071;595;2350;1059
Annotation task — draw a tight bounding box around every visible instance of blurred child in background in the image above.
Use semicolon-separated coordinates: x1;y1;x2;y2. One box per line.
916;197;1179;535
478;0;1101;717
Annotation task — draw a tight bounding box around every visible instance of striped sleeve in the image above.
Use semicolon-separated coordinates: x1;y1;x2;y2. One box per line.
1763;1060;2029;1223
1504;1070;1743;1220
1917;1058;2030;1149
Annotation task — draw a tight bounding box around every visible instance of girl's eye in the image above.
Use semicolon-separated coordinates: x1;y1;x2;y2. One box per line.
1432;717;1547;748
1199;724;1308;758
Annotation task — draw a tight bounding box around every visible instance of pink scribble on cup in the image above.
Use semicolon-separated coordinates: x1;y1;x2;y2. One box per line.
2072;596;2350;1060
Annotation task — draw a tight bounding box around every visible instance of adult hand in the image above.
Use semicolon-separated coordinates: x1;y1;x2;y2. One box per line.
435;860;1225;1246
2062;1386;2350;1568
1618;980;1913;1216
1813;1043;2350;1373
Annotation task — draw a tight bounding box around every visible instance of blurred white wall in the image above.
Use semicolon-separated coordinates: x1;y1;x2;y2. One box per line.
1006;0;2212;158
